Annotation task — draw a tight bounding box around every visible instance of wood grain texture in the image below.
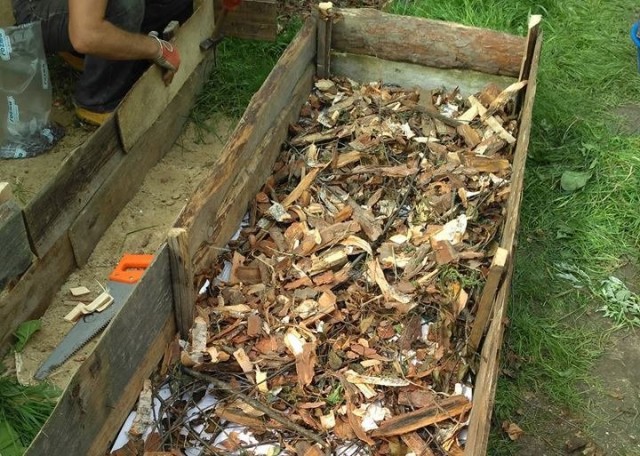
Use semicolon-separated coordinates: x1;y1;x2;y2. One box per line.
0;201;33;291
69;53;215;266
23;117;121;258
465;29;543;456
191;64;315;274
176;18;317;269
26;245;176;456
214;0;277;41
331;52;515;97
117;1;215;152
0;234;75;350
331;8;526;77
168;227;195;339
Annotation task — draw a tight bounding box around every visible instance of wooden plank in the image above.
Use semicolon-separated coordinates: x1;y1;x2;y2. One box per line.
0;0;14;26
332;8;526;77
331;52;516;97
176;18;317;269
23;118;121;257
116;0;215;152
467;247;508;352
191;64;315;273
168;227;194;339
0;234;76;350
0;201;33;291
69;52;215;266
26;244;176;456
464;29;543;456
214;0;277;42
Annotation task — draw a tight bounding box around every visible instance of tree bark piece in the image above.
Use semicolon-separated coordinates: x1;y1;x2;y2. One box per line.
168;227;195;339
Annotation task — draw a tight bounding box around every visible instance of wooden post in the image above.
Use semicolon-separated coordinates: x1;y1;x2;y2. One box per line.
316;3;334;78
167;228;195;339
468;247;508;353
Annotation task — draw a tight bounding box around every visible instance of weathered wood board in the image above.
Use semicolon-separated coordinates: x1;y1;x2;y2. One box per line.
214;0;277;41
331;8;525;77
0;234;75;350
23;118;121;258
0;200;33;291
331;51;516;96
465;25;543;456
26;245;175;456
176;17;317;273
116;0;215;152
0;0;14;26
69;52;214;266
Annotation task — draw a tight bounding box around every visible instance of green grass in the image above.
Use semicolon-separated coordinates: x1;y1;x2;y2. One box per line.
191;0;640;452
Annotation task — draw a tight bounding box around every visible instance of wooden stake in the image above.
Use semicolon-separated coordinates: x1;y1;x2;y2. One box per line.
468;247;508;352
168;228;195;339
316;3;334;78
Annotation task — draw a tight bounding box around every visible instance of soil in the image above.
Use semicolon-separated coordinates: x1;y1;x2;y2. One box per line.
10;115;233;392
612;104;640;135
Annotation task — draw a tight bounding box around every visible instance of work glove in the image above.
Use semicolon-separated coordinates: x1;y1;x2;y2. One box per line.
150;32;180;85
222;0;242;11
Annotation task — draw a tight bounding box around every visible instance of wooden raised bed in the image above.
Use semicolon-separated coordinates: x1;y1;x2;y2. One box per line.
0;0;276;351
25;8;541;456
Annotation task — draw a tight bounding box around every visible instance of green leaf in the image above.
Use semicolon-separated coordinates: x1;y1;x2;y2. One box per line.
560;170;592;192
13;320;41;353
0;419;26;456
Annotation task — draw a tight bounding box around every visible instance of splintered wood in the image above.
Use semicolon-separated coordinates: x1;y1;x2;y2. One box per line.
167;77;521;454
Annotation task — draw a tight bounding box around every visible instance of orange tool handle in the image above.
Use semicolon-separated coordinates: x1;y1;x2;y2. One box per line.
108;254;154;284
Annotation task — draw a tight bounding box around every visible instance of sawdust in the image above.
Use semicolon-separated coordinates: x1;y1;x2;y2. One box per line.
11;114;234;392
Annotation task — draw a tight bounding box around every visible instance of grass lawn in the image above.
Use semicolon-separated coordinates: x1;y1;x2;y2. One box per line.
195;0;640;452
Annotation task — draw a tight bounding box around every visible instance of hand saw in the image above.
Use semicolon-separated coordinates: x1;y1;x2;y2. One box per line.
34;254;153;381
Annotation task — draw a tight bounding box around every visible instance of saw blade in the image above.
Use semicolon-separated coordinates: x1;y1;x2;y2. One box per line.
34;281;136;380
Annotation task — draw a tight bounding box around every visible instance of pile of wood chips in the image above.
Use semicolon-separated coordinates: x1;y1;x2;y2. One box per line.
174;76;526;455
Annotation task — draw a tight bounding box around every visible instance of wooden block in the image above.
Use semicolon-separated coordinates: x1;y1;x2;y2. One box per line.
213;0;277;42
84;291;114;313
64;303;86;323
0;200;34;291
117;0;215;152
69;286;90;297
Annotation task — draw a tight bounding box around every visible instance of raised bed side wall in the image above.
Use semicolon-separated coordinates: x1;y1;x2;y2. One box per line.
25;10;540;456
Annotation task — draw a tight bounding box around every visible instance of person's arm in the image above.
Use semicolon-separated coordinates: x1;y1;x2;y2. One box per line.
68;0;158;60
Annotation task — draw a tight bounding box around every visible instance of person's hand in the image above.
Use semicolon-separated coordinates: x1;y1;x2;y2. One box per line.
150;34;180;85
222;0;242;11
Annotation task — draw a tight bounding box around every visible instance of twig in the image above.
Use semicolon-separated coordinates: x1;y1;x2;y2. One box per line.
182;367;329;449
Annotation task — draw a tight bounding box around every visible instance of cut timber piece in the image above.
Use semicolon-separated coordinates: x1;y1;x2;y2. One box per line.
214;0;277;41
370;395;472;437
168;228;195;339
316;2;334;78
64;303;86;323
401;432;436;456
331;8;525;76
84;291;114;313
457;124;482;148
465;28;543;456
468;247;509;352
486;80;528;116
0;201;33;291
117;0;214;152
468;96;516;144
26;246;175;456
